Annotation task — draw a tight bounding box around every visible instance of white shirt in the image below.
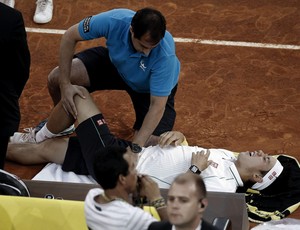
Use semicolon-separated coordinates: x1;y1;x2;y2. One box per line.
136;145;243;192
84;188;157;230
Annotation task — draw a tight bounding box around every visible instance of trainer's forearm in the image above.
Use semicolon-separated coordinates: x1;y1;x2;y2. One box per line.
133;95;168;146
58;24;82;87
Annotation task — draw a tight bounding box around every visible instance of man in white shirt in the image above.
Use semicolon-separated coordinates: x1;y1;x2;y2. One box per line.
84;145;167;230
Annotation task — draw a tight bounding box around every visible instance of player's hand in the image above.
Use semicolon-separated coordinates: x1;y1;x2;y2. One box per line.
191;150;212;171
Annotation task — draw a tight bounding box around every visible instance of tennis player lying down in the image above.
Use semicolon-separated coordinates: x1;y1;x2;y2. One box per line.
7;87;283;193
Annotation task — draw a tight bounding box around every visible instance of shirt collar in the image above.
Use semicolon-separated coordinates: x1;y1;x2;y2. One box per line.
229;164;244;187
172;220;202;230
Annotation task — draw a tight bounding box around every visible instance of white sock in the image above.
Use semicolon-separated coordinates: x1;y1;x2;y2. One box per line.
35;123;57;143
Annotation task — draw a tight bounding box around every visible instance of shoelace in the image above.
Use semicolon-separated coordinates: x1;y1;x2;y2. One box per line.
23;127;35;133
36;0;49;11
21;128;36;142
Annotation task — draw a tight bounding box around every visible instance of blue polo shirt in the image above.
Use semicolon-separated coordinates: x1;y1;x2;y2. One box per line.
78;9;180;96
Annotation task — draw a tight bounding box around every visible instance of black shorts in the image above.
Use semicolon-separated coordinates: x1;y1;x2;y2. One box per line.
62;114;131;178
74;47;177;135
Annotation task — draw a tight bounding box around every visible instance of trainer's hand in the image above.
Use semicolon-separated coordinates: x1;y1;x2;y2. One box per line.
158;131;185;147
191;150;212;171
60;83;86;119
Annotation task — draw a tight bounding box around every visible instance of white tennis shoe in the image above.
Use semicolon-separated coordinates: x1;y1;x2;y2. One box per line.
10;125;75;144
33;0;53;24
10;128;37;144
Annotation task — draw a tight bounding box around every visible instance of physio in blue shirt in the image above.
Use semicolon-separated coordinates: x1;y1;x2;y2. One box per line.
46;7;180;147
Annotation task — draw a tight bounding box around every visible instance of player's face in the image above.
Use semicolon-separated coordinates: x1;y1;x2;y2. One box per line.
237;150;277;173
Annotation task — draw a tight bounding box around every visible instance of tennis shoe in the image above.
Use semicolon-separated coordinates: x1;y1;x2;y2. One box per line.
34;119;47;132
34;119;75;136
10;128;37;144
33;0;53;24
9;123;75;144
55;124;75;137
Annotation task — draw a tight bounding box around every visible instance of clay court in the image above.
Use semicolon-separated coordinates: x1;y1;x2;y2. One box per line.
4;0;300;226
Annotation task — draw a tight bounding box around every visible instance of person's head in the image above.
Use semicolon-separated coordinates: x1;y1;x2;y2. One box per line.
235;150;283;190
93;146;138;192
167;173;208;228
130;7;166;55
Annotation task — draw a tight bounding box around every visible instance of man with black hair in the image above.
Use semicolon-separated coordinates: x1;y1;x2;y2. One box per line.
85;145;167;229
13;7;180;147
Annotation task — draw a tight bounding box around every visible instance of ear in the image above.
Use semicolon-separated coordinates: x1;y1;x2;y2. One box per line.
130;26;133;35
252;173;263;183
198;198;208;212
119;174;127;186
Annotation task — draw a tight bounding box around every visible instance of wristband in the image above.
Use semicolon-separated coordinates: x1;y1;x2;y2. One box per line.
189;165;201;175
150;197;166;210
130;143;142;154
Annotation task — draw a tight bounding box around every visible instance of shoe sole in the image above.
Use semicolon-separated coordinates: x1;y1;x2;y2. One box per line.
54;125;75;137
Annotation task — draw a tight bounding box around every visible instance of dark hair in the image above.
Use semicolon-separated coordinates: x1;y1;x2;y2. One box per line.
93;146;129;189
237;158;287;193
131;7;166;44
172;173;207;199
236;169;274;193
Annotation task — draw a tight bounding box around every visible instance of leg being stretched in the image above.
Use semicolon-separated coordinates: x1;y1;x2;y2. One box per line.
7;138;68;165
10;98;76;144
10;86;101;144
9;58;92;144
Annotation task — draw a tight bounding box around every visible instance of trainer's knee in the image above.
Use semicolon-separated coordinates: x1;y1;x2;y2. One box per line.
47;67;60;90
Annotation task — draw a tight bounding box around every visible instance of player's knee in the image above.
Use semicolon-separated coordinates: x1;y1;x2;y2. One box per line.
74;87;90;103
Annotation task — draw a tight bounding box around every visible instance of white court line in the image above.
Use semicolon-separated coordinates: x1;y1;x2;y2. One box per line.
26;27;65;35
175;37;300;50
26;27;300;50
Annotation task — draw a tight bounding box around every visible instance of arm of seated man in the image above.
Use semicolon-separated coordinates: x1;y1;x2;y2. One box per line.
138;175;168;221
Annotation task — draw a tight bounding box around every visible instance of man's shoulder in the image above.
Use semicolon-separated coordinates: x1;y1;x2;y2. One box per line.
103;8;135;20
148;221;172;230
